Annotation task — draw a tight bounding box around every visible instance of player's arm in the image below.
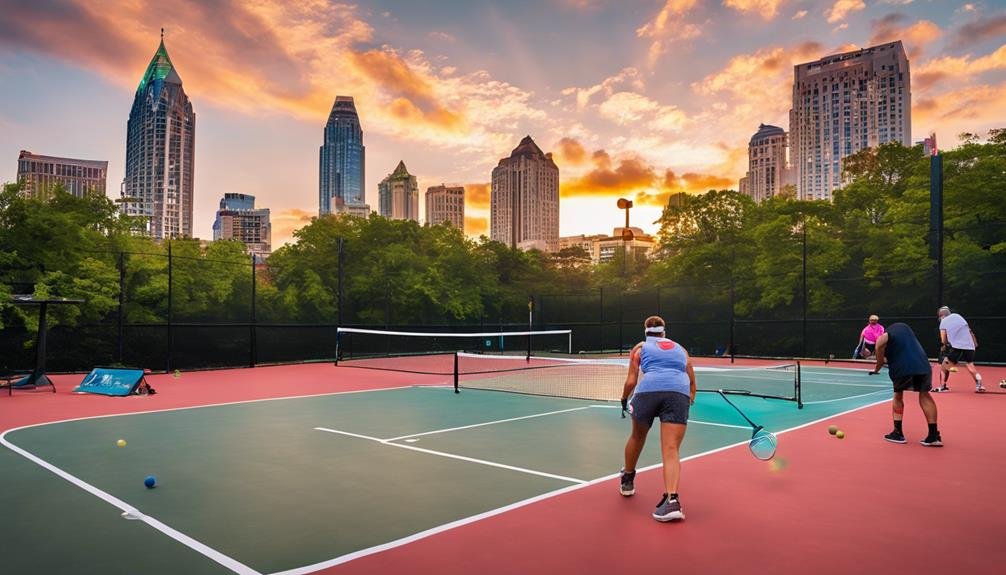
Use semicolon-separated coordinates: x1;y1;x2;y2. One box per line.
684;352;697;405
621;343;643;411
870;333;888;374
939;328;949;346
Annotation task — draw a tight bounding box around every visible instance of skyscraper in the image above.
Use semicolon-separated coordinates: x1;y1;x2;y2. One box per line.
789;41;911;200
425;184;465;229
490;136;559;250
378;161;419;221
320;96;365;215
121;31;196;239
739;124;791;203
212;193;271;261
17;150;107;199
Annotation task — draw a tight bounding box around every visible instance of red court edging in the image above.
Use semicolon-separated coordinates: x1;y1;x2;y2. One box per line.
315;364;1006;575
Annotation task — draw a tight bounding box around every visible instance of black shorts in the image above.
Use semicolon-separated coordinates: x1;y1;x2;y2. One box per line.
892;372;932;393
863;342;876;353
629;391;690;426
945;347;975;364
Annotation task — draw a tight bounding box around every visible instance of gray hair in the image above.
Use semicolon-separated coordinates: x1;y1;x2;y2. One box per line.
937;306;951;317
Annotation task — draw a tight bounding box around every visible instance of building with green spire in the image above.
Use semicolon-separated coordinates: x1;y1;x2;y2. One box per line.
121;30;196;239
378;161;419;222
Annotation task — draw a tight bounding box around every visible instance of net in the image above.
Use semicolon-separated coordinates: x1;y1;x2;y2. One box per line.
334;328;573;376
456;353;802;406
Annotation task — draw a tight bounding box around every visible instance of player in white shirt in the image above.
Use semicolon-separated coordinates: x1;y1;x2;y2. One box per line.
937;306;984;393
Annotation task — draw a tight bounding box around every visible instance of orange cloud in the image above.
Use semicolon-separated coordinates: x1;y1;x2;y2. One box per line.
465;183;491;209
913;80;1006;136
554;137;589;166
561;154;657;198
636;0;701;66
913;45;1006;91
826;0;865;24
869;14;942;59
271;208;316;247
465;216;488;236
632;170;736;207
724;0;787;20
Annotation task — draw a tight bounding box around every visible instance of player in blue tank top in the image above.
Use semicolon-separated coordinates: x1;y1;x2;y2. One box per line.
618;315;696;522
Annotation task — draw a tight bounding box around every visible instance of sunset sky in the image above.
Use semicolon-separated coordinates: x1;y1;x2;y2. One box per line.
1;0;1003;247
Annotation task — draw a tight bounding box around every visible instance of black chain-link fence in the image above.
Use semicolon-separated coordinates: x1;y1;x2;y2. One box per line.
2;248;1004;374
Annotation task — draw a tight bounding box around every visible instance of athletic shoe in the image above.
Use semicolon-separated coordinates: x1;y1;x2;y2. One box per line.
619;469;635;497
883;430;907;444
999;380;1006;389
920;434;943;447
932;385;950;393
975;385;986;393
652;494;684;522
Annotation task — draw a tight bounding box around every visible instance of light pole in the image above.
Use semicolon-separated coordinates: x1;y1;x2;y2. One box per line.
617;198;634;277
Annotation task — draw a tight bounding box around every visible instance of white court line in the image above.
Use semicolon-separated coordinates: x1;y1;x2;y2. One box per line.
383;406;593;442
0;384;424;575
0;431;262;575
314;427;587;484
802;389;891;405
274;396;893;575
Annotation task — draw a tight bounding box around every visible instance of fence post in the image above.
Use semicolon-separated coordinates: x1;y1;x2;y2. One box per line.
618;290;624;355
167;241;173;373
337;237;344;328
249;254;257;368
599;287;604;353
801;217;808;358
117;251;125;364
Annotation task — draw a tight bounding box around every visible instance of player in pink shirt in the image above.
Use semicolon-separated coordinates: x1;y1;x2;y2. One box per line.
857;315;885;359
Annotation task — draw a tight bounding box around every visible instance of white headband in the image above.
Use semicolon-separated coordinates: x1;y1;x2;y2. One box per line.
644;326;665;335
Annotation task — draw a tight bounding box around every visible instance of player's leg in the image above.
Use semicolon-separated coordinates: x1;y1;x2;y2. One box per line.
916;373;942;446
937;356;954;391
621;394;654;496
885;386;907;443
652;392;689;522
653;421;687;521
960;351;983;391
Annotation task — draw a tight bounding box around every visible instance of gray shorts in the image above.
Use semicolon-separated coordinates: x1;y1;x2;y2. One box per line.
629;391;690;426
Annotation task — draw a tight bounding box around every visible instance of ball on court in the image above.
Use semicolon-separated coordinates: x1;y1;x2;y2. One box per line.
768;457;788;472
173;370;181;378
144;475;157;489
827;425;839;435
116;439;126;448
835;430;845;439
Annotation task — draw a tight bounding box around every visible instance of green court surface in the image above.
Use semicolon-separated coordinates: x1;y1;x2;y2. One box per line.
1;366;891;575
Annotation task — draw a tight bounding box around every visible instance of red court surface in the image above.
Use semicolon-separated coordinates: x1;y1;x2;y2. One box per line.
3;359;1005;575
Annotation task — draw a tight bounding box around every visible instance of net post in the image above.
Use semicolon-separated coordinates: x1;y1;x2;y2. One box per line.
453;351;460;393
796;361;803;409
334;329;340;366
568;331;572;355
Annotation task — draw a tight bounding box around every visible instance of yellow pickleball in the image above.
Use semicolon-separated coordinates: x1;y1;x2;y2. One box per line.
116;439;127;448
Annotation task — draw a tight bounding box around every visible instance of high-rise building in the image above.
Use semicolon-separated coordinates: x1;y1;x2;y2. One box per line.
378;161;419;221
121;31;196;239
16;150;107;199
490;136;559;250
319;96;365;216
425;184;465;229
789;41;911;200
212;193;271;260
739;124;791;203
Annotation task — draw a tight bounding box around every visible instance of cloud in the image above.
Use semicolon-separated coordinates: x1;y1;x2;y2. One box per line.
428;31;456;43
562;67;643;110
465;216;488;236
913;44;1006;90
913;80;1006;137
465;182;491;209
636;0;701;66
0;0;548;159
825;0;864;24
597;92;687;132
868;15;941;59
724;0;787;20
561;153;657;198
271;208;316;246
792;10;808;20
554;137;589;166
632;170;737;206
951;14;1006;50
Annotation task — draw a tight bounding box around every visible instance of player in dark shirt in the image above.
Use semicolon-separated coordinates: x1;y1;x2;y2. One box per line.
870;322;942;447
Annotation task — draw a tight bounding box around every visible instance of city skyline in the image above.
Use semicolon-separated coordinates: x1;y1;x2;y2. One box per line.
1;1;1003;247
